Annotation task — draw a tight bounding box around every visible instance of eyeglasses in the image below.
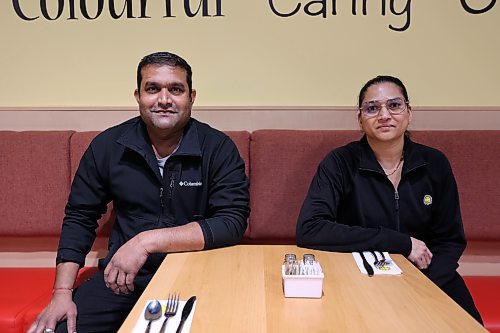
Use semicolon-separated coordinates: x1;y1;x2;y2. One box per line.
359;97;408;118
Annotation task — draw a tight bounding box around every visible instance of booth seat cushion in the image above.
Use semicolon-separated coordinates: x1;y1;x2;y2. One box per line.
249;130;360;243
0;268;55;333
0;267;98;333
464;276;500;333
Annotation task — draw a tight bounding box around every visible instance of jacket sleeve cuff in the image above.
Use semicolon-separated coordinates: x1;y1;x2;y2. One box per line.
56;249;86;268
197;219;215;250
385;228;412;257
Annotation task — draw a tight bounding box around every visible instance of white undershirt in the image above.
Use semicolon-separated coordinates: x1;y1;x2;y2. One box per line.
156;136;182;177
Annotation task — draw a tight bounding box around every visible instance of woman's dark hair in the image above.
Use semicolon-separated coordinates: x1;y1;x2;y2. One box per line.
357;75;409;107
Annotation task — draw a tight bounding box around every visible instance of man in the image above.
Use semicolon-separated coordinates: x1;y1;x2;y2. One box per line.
29;52;250;333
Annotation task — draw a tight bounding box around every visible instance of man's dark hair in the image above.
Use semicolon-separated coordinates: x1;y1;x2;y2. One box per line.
136;51;193;94
357;75;409;107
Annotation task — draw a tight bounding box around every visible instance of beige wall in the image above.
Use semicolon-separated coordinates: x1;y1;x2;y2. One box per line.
1;1;499;109
1;1;499;130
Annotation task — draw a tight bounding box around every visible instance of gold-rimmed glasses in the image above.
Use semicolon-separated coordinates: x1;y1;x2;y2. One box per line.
359;97;408;118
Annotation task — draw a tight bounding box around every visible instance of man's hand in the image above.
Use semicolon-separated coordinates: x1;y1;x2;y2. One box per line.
27;289;76;333
103;223;204;294
408;237;433;269
104;235;149;294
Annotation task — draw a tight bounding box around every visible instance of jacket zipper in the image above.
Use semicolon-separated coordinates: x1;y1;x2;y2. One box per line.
160;187;165;215
394;189;400;231
168;174;175;198
360;156;427;233
160;175;175;215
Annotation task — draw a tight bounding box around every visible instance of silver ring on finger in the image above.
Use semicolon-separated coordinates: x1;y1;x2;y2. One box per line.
43;328;55;333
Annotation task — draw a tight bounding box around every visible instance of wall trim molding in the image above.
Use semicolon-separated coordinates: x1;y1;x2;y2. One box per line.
1;106;499;131
1;106;500;112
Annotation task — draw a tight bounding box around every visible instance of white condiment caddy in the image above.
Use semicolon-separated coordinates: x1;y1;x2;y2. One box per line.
281;253;324;298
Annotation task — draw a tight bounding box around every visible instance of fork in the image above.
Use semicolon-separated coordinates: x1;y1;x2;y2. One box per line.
378;251;388;265
159;293;180;333
370;251;384;268
372;251;392;268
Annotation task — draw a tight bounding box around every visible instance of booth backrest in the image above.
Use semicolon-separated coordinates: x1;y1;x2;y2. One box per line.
248;130;360;243
411;131;500;240
0;129;499;243
0;131;73;236
248;130;500;243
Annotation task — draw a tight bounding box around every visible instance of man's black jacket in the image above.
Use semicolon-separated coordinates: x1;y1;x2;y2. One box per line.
57;117;250;274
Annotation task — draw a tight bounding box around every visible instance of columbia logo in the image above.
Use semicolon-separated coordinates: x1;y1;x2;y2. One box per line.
179;181;202;187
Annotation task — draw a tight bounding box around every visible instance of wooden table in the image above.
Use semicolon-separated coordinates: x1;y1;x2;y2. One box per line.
118;245;486;333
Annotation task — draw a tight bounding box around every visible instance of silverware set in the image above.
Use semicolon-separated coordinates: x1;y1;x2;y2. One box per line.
144;293;196;333
359;251;393;277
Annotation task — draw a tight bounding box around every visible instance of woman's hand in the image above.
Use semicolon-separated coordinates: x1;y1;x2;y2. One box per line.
408;237;433;269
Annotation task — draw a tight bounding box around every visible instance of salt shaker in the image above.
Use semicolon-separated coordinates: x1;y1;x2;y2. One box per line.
303;253;315;263
284;253;297;275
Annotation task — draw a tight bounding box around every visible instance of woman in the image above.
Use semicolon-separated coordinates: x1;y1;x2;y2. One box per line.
296;75;482;323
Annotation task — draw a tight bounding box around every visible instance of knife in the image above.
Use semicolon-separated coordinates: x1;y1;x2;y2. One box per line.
359;251;374;277
175;296;197;333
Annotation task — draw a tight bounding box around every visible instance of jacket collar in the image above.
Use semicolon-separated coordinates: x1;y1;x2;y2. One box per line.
175;119;202;157
116;116;202;158
359;135;427;175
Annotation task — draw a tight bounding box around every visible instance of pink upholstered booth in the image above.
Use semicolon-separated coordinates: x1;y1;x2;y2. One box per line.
1;129;499;332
